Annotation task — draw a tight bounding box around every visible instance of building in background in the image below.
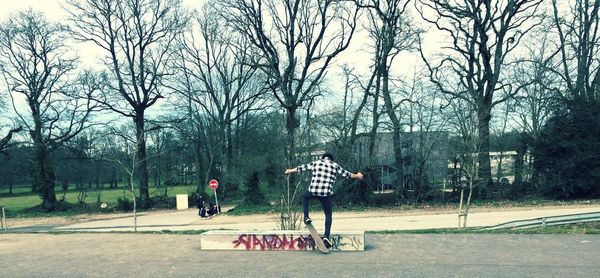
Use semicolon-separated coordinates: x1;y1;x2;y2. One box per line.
352;131;449;191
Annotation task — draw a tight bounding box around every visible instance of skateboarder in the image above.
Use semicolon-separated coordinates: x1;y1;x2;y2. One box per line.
285;153;363;248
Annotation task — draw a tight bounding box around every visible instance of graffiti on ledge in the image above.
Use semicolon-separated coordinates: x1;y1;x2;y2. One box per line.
331;235;364;251
232;234;364;251
233;234;316;250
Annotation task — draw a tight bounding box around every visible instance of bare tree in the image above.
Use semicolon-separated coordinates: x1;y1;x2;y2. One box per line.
315;66;362;162
0;95;22;152
358;0;420;192
445;97;479;228
416;0;544;193
218;0;359;166
551;0;600;102
509;31;560;189
66;0;190;208
218;0;359;230
102;125;144;232
489;99;513;184
402;76;449;202
174;4;268;189
0;10;100;211
0;127;22;153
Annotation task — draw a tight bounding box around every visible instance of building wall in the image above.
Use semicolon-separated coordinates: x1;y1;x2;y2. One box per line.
449;151;532;184
353;131;449;188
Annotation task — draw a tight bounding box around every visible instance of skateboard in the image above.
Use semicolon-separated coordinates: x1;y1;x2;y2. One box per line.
305;221;330;254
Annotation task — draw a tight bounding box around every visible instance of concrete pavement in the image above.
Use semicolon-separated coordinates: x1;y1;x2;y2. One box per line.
9;205;599;233
1;233;599;277
4;206;600;277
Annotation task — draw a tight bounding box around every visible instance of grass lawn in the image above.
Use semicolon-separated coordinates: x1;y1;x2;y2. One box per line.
0;184;203;217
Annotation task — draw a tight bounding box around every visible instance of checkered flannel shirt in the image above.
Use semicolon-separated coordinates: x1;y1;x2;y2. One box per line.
296;158;352;197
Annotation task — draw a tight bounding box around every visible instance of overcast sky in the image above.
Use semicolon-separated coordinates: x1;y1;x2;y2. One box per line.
0;0;435;74
0;0;211;68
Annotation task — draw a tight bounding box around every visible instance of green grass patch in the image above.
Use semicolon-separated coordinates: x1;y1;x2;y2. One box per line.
157;229;208;235
370;222;600;235
466;199;600;208
0;186;34;195
0;184;203;218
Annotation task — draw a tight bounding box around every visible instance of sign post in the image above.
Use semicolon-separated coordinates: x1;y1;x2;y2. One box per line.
208;179;220;214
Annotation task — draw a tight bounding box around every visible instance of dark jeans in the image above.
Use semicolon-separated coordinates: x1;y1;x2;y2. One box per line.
302;191;332;238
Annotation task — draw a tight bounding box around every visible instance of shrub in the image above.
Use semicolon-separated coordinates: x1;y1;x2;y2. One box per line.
532;100;600;199
333;179;372;206
245;172;265;205
116;197;133;212
368;192;398;206
150;196;176;209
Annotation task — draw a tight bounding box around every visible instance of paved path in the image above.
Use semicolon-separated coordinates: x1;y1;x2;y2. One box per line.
9;205;600;233
1;233;599;277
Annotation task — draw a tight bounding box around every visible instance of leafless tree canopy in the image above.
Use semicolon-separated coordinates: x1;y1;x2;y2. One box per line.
65;0;190;208
218;0;359;165
0;9;100;210
0;9;100;151
552;0;600;102
417;0;543;190
417;0;543;105
2;0;600;213
170;4;270;191
66;0;190;116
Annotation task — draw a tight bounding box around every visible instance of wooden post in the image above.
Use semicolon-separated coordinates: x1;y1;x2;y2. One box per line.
1;205;6;231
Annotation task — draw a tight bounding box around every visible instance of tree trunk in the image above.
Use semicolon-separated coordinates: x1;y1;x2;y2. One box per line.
391;127;405;195
284;106;299;213
34;143;57;211
111;167;117;188
157;167;162;191
194;133;205;194
512;132;529;197
496;152;503;182
134;115;150;209
30;107;57;211
368;72;382;167
477;106;492;196
285;107;299;167
227;121;233;170
381;64;404;196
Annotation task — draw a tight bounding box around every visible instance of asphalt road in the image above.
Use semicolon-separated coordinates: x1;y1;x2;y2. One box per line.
1;233;599;277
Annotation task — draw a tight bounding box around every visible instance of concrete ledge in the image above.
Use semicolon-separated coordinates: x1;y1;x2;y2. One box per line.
201;230;365;251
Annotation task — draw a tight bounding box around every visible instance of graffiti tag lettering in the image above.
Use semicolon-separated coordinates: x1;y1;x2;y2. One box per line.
232;234;316;251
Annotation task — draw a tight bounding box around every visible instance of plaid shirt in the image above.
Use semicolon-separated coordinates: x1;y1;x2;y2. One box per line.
296;158;352;197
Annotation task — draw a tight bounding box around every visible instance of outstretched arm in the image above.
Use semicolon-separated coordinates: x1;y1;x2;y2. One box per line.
284;168;298;174
285;162;313;175
338;165;364;180
351;172;364;180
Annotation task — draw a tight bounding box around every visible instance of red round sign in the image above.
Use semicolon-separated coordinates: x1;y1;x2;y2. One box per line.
209;179;219;190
